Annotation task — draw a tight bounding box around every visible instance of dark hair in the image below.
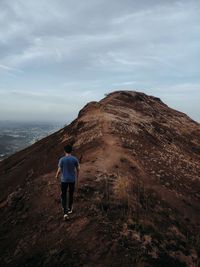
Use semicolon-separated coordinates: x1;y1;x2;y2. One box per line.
64;145;72;153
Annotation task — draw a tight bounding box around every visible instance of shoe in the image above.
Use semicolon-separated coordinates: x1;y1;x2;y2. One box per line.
68;208;73;214
63;214;68;220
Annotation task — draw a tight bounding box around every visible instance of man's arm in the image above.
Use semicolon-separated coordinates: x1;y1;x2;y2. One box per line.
55;167;61;180
56;158;62;180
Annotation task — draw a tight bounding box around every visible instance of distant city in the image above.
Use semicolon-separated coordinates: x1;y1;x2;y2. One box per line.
0;121;63;161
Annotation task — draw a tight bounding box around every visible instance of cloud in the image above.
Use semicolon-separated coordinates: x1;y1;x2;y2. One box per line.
0;64;23;76
0;89;102;122
0;0;200;122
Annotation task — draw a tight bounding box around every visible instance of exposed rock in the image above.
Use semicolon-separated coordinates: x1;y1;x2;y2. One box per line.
7;187;24;210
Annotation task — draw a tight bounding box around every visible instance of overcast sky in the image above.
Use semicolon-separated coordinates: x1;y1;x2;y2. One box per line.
0;0;200;123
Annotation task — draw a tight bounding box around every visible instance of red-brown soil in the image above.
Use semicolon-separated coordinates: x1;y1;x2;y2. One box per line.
0;91;200;267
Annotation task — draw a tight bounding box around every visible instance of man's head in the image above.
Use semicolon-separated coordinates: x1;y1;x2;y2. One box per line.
64;145;73;154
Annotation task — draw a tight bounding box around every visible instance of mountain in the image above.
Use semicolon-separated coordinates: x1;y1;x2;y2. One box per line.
0;91;200;267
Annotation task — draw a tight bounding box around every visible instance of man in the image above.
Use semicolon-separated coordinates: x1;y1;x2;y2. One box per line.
55;144;80;219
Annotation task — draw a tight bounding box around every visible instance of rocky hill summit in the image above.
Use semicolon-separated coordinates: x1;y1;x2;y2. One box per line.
0;91;200;267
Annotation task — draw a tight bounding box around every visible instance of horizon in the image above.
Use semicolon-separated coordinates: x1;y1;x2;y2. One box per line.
0;119;65;125
0;0;200;123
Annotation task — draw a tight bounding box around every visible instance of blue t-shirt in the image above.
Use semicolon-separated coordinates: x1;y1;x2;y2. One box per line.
58;155;79;182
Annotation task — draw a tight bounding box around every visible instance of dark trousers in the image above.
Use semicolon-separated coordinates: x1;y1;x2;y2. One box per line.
61;182;75;214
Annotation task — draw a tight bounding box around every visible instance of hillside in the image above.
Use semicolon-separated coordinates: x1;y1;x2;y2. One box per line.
0;90;200;267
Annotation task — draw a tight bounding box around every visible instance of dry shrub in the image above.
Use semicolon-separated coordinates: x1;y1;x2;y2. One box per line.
113;174;131;206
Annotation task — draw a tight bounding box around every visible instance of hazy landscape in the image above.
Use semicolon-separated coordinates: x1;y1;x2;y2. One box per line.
0;121;62;160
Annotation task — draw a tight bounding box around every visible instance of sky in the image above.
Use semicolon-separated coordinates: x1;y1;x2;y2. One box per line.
0;0;200;123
